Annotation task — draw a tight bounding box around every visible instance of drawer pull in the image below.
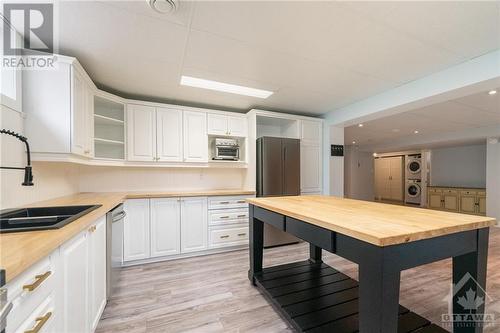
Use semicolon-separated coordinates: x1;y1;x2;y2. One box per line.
23;271;52;292
219;201;230;204
236;200;246;203
237;214;247;218
24;311;52;333
220;235;230;239
88;225;96;233
219;216;230;219
237;233;246;237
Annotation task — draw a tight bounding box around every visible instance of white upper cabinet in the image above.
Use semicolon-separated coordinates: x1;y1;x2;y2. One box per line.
123;199;151;261
208;113;247;137
301;120;322;145
207;113;228;136
24;58;95;155
180;197;208;253
156;107;183;162
150;198;181;257
71;68;94;157
127;104;157;162
183;111;208;162
228;116;248;137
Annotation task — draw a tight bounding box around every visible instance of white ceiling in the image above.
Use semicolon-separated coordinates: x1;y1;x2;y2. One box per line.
57;1;500;115
345;88;500;148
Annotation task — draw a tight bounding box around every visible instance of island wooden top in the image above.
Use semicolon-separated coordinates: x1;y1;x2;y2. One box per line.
1;189;254;283
247;196;496;247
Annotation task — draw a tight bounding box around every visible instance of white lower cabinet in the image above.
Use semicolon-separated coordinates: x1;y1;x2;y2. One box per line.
60;231;89;333
123;195;250;264
123;199;150;261
89;218;107;331
150;198;181;257
180;197;208;253
14;295;55;333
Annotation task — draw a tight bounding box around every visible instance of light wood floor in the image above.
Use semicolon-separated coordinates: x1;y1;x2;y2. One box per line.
97;228;500;333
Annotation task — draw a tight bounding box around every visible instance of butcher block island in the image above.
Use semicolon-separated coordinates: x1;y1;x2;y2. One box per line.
246;196;496;333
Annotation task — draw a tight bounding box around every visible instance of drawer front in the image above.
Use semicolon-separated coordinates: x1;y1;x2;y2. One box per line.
7;253;56;331
209;208;248;226
443;189;458;195
428;188;442;194
209;225;249;248
208;196;250;210
477;191;486;196
460;190;477;196
11;295;55;333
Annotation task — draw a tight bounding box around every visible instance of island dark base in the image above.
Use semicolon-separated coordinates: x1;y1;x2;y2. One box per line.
253;260;448;333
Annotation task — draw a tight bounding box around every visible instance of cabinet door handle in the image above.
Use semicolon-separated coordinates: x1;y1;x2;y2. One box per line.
24;311;52;333
219;216;230;219
219;201;230;204
23;271;52;292
237;215;247;218
236;200;246;203
220;235;229;239
237;233;246;237
88;225;96;233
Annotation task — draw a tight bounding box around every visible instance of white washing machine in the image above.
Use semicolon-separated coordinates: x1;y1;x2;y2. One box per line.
406;155;422;180
406;180;422;205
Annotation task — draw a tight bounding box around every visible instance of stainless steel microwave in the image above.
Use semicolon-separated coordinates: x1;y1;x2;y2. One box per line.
214;138;239;161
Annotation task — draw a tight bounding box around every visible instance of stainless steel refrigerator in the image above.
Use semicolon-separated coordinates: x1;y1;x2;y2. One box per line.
257;137;301;247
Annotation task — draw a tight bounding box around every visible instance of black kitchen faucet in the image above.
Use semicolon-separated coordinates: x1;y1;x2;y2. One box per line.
0;129;34;186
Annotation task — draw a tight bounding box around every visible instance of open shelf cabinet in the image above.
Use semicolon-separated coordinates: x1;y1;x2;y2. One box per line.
94;95;125;160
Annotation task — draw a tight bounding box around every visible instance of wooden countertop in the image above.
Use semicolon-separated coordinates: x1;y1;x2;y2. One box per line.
247;195;496;247
0;189;254;283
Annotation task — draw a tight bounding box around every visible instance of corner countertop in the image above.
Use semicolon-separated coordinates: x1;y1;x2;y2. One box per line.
0;189;255;283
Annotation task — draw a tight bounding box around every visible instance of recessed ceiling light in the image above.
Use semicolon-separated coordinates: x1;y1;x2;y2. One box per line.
358;124;364;127
488;90;497;95
352;141;356;144
373;152;377;157
414;130;419;134
180;76;273;98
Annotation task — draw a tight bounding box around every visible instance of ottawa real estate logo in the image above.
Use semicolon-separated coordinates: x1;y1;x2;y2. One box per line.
442;273;495;329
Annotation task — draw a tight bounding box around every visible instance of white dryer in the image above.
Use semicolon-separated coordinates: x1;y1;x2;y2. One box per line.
406;155;422;180
405;180;422;205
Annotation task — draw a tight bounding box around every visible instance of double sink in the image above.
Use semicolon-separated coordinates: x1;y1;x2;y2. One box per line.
0;205;102;233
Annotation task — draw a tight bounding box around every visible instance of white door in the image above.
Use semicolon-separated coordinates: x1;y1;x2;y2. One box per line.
227;116;247;137
375;158;391;200
89;217;107;331
124;199;151;261
207;113;228;136
301;144;322;193
150;198;181;257
389;156;403;201
127;104;156;162
60;231;89;333
71;68;88;157
180;197;208;253
157;108;183;162
183;111;208;162
301;120;322;145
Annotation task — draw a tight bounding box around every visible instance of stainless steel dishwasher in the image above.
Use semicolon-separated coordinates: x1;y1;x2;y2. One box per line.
106;204;125;299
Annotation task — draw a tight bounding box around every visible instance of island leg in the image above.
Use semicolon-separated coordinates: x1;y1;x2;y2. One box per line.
358;248;401;333
452;228;489;333
309;244;322;264
248;205;264;285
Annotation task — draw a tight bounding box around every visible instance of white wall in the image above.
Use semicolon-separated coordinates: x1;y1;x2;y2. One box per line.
1;105;80;209
486;138;500;221
344;146;374;201
78;166;246;192
430;144;487;188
